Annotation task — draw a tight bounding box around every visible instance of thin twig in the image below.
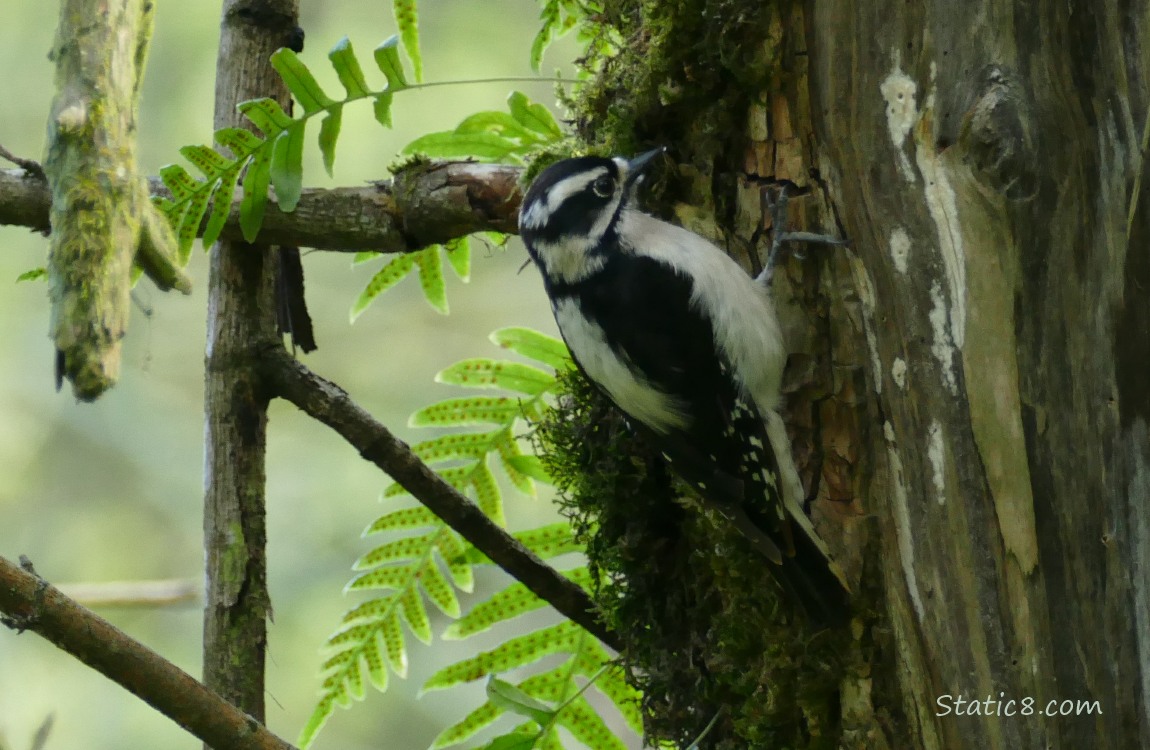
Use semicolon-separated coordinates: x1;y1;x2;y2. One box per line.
260;346;622;652
0;554;297;750
0;144;45;179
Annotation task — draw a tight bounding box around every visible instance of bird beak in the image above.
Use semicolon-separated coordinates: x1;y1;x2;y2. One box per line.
623;147;666;191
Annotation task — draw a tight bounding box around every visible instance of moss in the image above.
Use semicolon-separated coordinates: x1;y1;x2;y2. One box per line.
563;0;781;187
527;2;866;746
536;371;849;749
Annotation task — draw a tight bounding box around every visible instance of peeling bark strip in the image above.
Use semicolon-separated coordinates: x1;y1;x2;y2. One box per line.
201;0;301;724
0;555;297;750
810;2;1150;748
43;0;188;401
0;162;524;252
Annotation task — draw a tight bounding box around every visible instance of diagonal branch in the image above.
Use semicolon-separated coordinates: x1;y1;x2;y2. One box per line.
0;160;523;253
0;554;297;750
259;346;622;652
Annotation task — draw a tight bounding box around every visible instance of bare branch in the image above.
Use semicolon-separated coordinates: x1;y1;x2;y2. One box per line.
56;578;199;608
0;161;524;253
0;555;297;750
260;346;622;652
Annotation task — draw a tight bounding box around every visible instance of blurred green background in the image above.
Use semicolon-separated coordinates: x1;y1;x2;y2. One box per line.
0;3;591;748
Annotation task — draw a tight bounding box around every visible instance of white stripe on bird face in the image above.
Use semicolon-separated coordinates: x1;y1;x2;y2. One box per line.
531;236;608;284
554;297;691;435
521;167;612;231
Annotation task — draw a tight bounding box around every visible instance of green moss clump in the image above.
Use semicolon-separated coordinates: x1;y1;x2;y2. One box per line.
536;370;848;749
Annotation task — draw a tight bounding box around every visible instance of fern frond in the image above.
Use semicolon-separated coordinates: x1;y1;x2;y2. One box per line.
158;35;411;254
303;330;573;749
530;0;585;71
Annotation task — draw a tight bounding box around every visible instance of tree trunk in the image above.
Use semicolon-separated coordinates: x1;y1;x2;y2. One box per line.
801;3;1149;748
202;0;299;724
569;1;1149;748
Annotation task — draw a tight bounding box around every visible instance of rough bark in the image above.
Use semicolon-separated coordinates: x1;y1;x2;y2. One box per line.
202;0;299;724
0;161;523;252
803;3;1150;748
42;0;187;401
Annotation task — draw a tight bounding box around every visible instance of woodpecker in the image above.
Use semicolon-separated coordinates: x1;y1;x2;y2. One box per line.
519;150;849;621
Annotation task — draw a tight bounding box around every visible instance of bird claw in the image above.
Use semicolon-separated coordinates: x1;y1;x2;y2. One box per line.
754;179;848;285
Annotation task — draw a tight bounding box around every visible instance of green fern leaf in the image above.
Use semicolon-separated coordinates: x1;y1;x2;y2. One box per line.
237;97;293;137
401;131;520;162
471;460;504;524
507;91;563;140
412;430;503;464
501;455;552;484
415;244;448;313
513;525;583;560
327;37;371;99
436;359;555;395
549;694;628;750
443;567;586;640
489;328;571;371
176;187;211;264
592;667;644;735
420;562;462;617
373;35;409;90
159;164;197;201
324;621;379;651
354;532;437;569
455;111;544;143
214;126;263;158
438;532;475;592
442;582;548;641
445;236;471;280
400;587;433;644
239;144;271;242
373;91;395;128
16;268;47;283
409;396;529;428
353;250;381;265
270;48;337;114
269;124;306;211
179;144;231;177
481;730;540;750
344;652;367;701
497;439;535;497
201;167;241;248
429;701;504;749
422;621;583;691
363;505;437;535
298;696;336;749
487;677;554;726
318;105;342;177
348;564;419;592
362;629;389;691
530;0;562;71
350;253;416;322
380;609;408;675
391;0;423;82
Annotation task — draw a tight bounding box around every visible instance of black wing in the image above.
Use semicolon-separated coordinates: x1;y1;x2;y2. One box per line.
551;253;849;622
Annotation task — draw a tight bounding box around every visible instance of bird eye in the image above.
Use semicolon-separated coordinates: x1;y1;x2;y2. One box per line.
591;175;613;198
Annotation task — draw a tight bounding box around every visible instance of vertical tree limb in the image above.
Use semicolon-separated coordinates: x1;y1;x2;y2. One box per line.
43;0;189;401
202;0;299;724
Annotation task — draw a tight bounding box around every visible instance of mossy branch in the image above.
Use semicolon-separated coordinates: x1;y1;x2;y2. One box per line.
0;555;297;750
43;0;189;402
0;161;523;252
